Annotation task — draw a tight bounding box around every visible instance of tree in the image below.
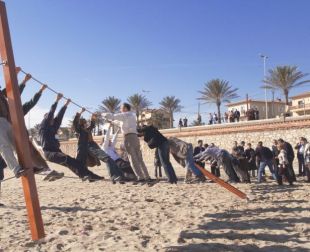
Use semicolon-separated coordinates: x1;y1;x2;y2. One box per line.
159;96;183;128
99;96;121;113
127;93;152;122
263;65;310;105
98;96;121;133
198;79;239;124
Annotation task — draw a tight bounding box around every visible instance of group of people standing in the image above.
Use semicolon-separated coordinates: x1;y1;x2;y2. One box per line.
1;71;309;188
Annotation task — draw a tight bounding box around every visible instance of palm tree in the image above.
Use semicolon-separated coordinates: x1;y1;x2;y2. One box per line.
99;96;121;113
159;96;183;128
127;93;152;122
263;65;310;105
198;79;239;124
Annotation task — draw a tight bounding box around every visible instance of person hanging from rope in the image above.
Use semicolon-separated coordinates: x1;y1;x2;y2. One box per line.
39;93;100;181
0;67;64;181
0;94;24;178
73;109;124;183
137;125;177;184
168;137;206;184
102;103;154;184
100;123;137;181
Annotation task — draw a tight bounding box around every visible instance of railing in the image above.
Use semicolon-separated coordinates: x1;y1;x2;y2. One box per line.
290;103;310;110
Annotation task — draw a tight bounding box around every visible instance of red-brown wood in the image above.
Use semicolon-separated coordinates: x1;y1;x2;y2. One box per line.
0;1;45;240
195;163;248;200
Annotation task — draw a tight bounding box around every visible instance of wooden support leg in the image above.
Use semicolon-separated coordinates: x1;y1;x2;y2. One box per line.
0;1;45;240
195;163;248;200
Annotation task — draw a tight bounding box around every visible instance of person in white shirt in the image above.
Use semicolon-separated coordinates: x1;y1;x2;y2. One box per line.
101;124;136;180
103;103;152;183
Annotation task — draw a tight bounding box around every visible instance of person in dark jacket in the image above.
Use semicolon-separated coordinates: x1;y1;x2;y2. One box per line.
245;143;257;177
271;139;280;171
138;125;177;184
193;140;205;169
73;109;124;183
39;94;97;181
255;142;277;183
278;139;296;181
231;145;250;183
1;75;64;181
295;137;306;176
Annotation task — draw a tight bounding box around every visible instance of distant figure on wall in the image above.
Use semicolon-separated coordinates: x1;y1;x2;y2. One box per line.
178;118;183;128
183;117;188;127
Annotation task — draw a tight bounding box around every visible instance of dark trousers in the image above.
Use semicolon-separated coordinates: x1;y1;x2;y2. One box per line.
219;151;240;182
44;149;88;178
211;164;220;177
305;164;310;182
195;161;205;169
155;163;162;178
0;155;7;180
157;141;178;183
88;142;123;179
276;165;294;185
288;160;296;181
297;155;305;176
115;158;136;180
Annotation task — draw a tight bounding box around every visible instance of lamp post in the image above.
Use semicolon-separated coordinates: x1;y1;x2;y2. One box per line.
260;54;269;119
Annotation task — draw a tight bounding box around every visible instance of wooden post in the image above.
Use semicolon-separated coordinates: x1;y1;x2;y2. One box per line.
0;1;45;240
195;163;248;200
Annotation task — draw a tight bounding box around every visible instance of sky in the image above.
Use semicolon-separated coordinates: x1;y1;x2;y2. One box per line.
2;0;310;127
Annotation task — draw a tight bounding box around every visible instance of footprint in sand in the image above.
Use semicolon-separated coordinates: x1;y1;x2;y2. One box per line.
58;229;69;235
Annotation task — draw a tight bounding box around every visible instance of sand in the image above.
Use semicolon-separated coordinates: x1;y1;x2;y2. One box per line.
0;163;309;252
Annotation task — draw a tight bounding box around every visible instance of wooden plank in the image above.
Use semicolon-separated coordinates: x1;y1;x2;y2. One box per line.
195;163;248;200
0;1;45;240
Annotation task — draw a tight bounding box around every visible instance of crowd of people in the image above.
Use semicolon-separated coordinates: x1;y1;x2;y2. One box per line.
0;70;309;189
190;138;310;185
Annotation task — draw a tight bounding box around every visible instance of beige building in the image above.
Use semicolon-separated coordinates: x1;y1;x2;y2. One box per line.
226;99;286;121
290;92;310;116
138;109;171;129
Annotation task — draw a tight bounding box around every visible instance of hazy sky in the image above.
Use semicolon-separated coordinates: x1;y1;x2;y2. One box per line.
2;0;310;127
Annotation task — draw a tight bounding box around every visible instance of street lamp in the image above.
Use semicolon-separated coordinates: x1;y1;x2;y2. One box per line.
260;54;269;119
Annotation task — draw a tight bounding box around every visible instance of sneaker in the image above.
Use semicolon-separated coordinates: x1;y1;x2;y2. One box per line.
88;174;104;182
43;170;64;182
113;176;126;184
132;179;146;185
14;166;25;178
33;166;49;174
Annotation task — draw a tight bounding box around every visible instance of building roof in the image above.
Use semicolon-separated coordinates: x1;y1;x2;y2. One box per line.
290;92;310;100
226;99;286;107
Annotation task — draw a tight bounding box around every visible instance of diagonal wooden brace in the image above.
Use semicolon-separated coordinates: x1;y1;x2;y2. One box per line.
195;163;248;200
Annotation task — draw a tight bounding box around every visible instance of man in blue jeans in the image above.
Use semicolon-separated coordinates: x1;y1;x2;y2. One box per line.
168;137;206;183
255;141;277;183
138;125;177;184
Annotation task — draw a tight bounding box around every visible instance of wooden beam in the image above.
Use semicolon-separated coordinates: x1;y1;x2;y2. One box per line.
195;163;248;200
0;1;45;240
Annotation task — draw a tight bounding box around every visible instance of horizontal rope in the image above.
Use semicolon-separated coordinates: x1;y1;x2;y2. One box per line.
20;68;94;114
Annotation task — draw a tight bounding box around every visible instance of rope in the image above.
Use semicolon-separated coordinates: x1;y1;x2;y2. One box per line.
35;173;82;180
20;68;94;114
0;175;15;182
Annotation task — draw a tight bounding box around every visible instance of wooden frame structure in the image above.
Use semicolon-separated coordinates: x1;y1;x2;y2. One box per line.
0;1;45;240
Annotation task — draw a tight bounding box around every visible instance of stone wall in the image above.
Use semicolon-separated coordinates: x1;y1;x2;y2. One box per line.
60;115;310;165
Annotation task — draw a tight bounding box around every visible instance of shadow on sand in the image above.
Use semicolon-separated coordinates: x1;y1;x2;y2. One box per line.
165;195;310;252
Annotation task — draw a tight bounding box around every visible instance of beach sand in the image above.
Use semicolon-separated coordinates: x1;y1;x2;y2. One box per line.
0;163;309;252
